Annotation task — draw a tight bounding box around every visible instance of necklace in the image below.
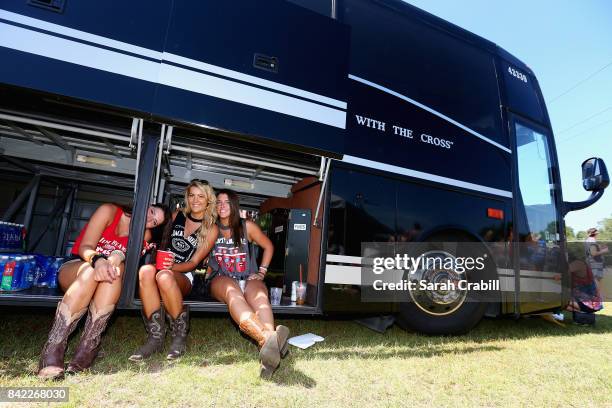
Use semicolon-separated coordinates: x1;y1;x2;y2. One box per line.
187;213;203;223
218;222;231;231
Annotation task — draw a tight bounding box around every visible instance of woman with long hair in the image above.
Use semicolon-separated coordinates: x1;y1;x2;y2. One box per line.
130;180;218;361
209;189;289;378
38;203;170;379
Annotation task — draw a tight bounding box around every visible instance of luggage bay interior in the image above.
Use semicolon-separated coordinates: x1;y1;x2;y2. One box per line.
0;88;327;311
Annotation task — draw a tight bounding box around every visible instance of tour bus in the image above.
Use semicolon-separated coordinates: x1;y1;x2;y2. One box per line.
0;0;608;334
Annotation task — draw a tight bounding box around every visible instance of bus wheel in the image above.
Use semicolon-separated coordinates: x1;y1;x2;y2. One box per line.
396;236;492;335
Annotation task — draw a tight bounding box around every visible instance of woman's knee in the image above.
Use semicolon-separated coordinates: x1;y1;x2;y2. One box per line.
139;264;157;284
156;269;177;292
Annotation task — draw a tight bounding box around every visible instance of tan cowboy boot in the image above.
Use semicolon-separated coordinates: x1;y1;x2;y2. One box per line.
238;314;280;378
38;301;87;380
66;302;115;374
276;325;290;358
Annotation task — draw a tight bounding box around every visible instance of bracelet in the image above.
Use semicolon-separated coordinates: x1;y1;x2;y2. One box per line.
259;266;268;272
109;250;126;262
90;254;107;268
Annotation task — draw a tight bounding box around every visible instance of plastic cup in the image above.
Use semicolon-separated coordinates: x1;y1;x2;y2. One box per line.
155;250;174;270
296;283;306;305
270;287;282;306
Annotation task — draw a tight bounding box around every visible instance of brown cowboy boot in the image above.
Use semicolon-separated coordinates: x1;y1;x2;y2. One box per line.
38;301;87;380
66;302;115;374
166;306;189;360
238;314;280;378
276;325;290;359
128;307;166;362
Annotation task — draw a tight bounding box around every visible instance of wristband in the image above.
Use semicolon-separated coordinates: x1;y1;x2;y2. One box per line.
259;265;268;271
91;254;108;268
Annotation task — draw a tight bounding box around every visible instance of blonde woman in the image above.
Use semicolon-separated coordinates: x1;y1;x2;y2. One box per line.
130;180;218;361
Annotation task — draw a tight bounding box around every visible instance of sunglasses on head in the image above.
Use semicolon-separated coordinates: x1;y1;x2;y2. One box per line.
190;179;209;185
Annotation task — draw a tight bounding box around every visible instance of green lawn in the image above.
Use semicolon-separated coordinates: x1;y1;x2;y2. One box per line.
1;306;611;407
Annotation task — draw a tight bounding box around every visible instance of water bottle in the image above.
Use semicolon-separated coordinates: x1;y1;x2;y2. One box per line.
47;257;63;289
19;256;32;290
35;255;50;287
25;255;36;288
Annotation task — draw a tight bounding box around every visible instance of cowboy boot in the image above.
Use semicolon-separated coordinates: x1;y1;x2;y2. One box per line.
66;302;115;374
238;314;280;378
276;325;290;359
38;301;87;380
128;307;166;362
166;306;189;360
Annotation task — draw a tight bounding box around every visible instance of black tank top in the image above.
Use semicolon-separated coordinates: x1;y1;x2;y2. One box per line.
169;212;200;264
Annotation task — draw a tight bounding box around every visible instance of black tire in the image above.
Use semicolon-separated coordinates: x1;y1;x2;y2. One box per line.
396;233;494;335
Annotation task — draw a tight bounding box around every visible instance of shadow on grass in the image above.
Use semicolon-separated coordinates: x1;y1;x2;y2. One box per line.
0;307;610;383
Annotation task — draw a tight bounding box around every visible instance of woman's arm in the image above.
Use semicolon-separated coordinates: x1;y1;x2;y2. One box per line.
171;225;219;273
78;203;120;283
589;244;609;257
246;220;273;280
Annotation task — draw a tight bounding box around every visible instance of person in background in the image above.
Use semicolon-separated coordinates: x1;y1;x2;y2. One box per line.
208;189;288;378
585;227;608;293
38;203;170;379
130;180;218;361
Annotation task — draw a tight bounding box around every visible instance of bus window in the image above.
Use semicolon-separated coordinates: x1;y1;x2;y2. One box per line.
515;121;562;303
516;122;557;243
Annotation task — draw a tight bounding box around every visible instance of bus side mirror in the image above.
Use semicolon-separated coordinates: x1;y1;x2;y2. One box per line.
582;157;609;191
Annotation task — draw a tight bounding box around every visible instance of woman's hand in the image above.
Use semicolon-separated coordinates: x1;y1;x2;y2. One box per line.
93;258;119;282
160;253;175;270
247;270;266;281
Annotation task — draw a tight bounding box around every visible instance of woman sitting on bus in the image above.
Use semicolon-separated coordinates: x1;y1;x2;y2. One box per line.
208;189;289;378
38;202;170;380
130;179;218;361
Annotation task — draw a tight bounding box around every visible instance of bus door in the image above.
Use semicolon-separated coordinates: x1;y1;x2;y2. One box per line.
511;115;564;313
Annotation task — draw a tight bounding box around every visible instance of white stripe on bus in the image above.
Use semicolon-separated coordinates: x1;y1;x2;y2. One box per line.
324;264;362;285
497;268;560;279
341;155;513;198
348;74;512;154
499;276;562;293
157;63;346;128
0;9;163;60
0;9;347;111
0;22;346;129
163;52;347;110
326;254;363;264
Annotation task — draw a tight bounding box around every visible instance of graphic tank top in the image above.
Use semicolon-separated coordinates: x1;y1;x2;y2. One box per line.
72;207;130;256
169;212;200;264
208;221;258;278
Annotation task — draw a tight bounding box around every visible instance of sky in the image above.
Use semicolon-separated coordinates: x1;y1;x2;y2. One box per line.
404;0;612;232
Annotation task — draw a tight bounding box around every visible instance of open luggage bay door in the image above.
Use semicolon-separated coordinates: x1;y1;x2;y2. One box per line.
153;0;350;158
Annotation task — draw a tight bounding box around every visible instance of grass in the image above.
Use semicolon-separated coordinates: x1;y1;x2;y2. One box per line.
1;306;611;407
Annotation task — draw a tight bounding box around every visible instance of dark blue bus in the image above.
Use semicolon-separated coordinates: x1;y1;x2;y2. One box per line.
0;0;607;334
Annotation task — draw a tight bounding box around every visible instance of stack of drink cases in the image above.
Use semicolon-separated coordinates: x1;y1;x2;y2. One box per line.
0;221;64;291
